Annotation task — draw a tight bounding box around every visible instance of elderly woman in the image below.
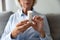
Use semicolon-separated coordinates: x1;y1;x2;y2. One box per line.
1;0;53;40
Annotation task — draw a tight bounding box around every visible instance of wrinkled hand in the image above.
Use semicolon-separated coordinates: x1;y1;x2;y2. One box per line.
11;20;31;38
32;16;45;38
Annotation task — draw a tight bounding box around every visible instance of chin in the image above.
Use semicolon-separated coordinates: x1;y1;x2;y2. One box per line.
25;6;31;9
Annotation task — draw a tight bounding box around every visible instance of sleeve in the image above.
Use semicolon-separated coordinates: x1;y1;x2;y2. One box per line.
39;15;53;40
1;15;15;40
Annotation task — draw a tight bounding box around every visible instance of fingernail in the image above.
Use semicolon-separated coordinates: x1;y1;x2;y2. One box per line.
27;22;29;23
32;22;35;24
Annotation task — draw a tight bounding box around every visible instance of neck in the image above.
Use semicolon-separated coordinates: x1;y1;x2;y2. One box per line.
22;8;33;15
22;8;27;15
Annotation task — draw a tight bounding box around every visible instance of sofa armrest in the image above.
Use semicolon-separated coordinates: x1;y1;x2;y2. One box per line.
46;14;60;40
0;11;13;38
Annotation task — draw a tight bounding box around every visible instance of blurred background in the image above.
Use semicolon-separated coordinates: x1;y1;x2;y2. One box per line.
0;0;60;14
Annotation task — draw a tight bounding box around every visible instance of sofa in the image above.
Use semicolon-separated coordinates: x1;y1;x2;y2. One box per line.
0;11;13;39
46;14;60;40
0;12;60;40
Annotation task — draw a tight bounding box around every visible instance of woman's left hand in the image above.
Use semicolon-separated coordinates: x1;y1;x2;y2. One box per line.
32;15;46;38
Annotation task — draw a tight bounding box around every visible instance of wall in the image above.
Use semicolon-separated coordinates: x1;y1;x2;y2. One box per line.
0;0;2;12
34;0;60;14
5;0;18;12
5;0;60;14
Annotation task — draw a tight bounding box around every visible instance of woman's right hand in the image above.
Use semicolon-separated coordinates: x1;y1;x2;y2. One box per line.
11;20;31;38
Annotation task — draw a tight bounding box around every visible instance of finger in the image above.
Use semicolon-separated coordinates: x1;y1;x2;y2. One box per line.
32;18;39;23
33;15;43;21
21;20;29;23
16;20;29;27
33;15;40;19
34;17;43;23
18;22;31;29
18;22;31;32
22;22;31;28
32;18;43;26
32;19;37;24
31;19;37;27
32;18;43;28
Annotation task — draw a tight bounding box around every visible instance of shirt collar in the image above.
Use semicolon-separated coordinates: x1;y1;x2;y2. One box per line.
17;9;34;17
17;9;25;16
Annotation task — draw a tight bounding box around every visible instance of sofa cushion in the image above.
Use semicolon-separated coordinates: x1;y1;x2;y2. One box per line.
46;14;60;40
0;12;13;38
